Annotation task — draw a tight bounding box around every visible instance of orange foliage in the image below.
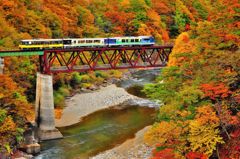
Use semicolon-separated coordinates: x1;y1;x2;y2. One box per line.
200;83;232;100
54;108;63;119
0;116;16;135
152;148;176;159
0;75;33;120
195;105;220;125
186;151;208;159
151;0;172;14
168;32;196;66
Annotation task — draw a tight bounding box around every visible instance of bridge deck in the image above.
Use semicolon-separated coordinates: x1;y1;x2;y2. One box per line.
0;50;44;57
0;45;173;57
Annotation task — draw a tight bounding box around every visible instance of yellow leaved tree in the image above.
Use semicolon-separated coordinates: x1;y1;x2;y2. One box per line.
188;105;224;156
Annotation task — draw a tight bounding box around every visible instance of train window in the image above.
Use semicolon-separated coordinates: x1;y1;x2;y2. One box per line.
143;38;150;41
87;40;93;43
94;40;100;43
122;39;126;43
135;39;139;42
63;40;71;44
80;40;85;43
22;41;28;45
131;39;134;42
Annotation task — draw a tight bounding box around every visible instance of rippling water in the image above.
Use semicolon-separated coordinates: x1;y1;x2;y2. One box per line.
35;106;156;159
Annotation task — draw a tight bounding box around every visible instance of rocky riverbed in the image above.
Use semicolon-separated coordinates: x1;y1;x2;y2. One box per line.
54;84;156;159
55;84;139;127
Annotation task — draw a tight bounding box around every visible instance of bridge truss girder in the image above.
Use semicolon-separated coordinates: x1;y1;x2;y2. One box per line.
41;46;173;74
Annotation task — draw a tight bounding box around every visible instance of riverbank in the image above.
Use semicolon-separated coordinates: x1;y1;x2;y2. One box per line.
90;126;153;159
55;84;138;127
53;70;158;158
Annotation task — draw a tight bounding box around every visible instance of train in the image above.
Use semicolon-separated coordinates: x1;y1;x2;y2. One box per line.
19;36;155;50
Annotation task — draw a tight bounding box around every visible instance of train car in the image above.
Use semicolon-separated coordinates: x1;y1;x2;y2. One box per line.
19;39;63;50
63;38;105;48
19;36;155;50
104;36;155;47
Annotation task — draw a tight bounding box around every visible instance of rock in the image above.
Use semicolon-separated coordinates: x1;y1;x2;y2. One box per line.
24;143;40;155
107;78;119;84
101;83;108;87
22;154;34;159
125;98;160;108
89;85;99;91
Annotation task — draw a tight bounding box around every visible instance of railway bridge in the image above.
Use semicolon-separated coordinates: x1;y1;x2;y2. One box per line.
0;45;173;140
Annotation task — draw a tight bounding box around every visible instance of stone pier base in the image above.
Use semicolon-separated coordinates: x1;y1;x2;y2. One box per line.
0;57;4;74
35;73;63;141
0;65;3;74
38;129;63;141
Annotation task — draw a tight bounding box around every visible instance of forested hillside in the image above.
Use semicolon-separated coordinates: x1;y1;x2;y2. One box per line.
0;0;239;158
143;0;240;158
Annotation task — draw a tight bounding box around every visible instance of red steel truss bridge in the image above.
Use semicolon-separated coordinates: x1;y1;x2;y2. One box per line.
40;45;173;74
0;45;173;74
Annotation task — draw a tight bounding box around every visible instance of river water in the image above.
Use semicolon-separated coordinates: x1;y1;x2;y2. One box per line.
35;69;160;159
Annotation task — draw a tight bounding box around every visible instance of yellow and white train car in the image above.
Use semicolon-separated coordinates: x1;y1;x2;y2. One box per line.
19;39;63;50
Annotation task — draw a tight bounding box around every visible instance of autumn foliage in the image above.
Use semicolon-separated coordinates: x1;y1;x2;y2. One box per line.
200;83;232;100
0;75;34;155
144;0;239;158
0;0;239;157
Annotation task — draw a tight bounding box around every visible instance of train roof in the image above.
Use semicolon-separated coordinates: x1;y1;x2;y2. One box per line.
109;36;153;39
21;39;62;42
63;38;104;40
21;36;154;42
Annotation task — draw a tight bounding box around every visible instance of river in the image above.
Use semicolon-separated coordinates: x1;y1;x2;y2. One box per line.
35;69;161;159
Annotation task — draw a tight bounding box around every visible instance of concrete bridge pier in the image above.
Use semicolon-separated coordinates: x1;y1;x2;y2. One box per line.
0;58;4;74
35;73;63;141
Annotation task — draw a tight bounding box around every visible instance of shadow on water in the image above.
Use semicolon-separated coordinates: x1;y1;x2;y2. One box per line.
117;69;161;89
35;106;156;159
118;69;161;98
126;84;147;98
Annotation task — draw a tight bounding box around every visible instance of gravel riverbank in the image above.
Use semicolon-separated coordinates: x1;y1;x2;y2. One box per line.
90;126;153;159
55;84;138;127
